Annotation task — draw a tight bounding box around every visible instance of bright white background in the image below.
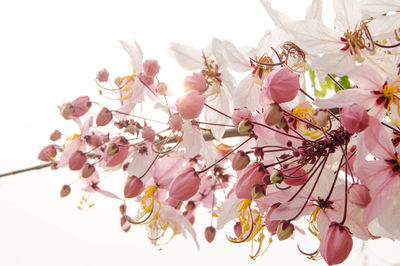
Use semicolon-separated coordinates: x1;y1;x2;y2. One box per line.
0;0;399;265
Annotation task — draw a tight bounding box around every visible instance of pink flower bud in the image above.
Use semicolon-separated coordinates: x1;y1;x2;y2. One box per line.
264;103;283;126
68;150;87;171
176;90;205;120
104;136;129;167
86;134;103;147
71;96;91;117
168;113;183;131
120;216;131;233
141;126;155;142
277;221;294;241
60;184;71;198
265;204;280;234
232;108;253;127
251;184;265;199
61;103;74;119
166;197;182;209
232;150;250;171
234;222;242;238
204;226;216;243
123;176;144;198
183;72;207;92
320;222;353;265
349;183;371;208
81;163;95;178
38;145;57;162
283;166;308;186
50;130;62;141
96;68;109;82
263;68;300;103
235;163;266;199
143;59;160;77
139;73;154;86
96;108;113;127
340;104;369;134
169;167;200;201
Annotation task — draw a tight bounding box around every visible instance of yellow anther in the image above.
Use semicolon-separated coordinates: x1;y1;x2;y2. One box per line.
382;80;400;126
292;103;323;139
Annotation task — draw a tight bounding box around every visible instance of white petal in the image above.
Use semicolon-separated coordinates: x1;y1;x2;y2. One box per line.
305;0;323;21
169;42;203;71
127;151;152;183
233;74;261;112
219;40;251;73
182;120;202;158
205;86;232;140
120;40;144;73
333;0;362;32
311;51;354;76
361;0;400;17
216;193;240;230
313;88;375;109
368;13;400;41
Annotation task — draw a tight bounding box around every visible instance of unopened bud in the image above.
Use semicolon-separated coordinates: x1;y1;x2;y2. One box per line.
204;226;216;243
96;108;113;127
60;184;71;198
277;118;286;129
68;151;86;171
119;204;127;215
234;222;242;238
157;82;168;95
96;68;109;82
265;103;283;126
277;221;294;241
270;171;283;184
120;216;131;233
81;163;95;178
106;143;119;156
186;201;196;211
50;130;62;141
62;103;75;117
313;109;329;127
349;183;371;208
251;184;265;199
238;119;253;134
232;151;250;171
124;176;145;198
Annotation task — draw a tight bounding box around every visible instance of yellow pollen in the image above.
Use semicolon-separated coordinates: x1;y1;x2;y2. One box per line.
304;206;322;260
99;69;136;101
134;185;161;224
382;80;400;126
292;103;323;139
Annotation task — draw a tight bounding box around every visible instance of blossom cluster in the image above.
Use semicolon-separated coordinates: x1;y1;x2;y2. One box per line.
38;0;400;264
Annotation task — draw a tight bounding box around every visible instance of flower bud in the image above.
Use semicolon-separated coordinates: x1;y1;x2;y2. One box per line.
232;108;253;127
139;73;154;86
62;103;75;117
169;168;200;201
96;108;113;127
234;222;242;238
168;113;183;131
320;222;353;265
237;119;253;134
123;176;145;198
50;130;62;141
277;221;294;241
349;183;371;208
264;103;283;126
186;201;196;211
204;226;216;243
96;68;109;82
120;216;131;233
60;184;71;198
119;204;127;215
176;90;205;120
106;143;119;156
232;151;250;171
183;72;207;92
81;163;95;178
157;82;168;95
277;118;287;129
341;104;369;134
142;126;155;142
263;68;300;103
265;204;281;234
183;210;195;225
166;197;182;209
235;163;266;199
86;134;103;147
38;145;57;162
270;171;283;184
142;59;160;77
104;136;129;167
313;109;329;127
68;150;86;171
71;96;91;117
251;184;265;199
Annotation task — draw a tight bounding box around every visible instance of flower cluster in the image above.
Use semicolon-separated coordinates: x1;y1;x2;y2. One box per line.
38;0;400;264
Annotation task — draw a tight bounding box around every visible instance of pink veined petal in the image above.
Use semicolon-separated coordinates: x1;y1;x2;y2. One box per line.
348;65;383;90
80;116;93;136
333;0;362;33
345;204;371;240
269;200;313;221
169;42;203;71
57;138;84;168
316;210;332;240
120;40;144;73
356;160;393;190
313;89;375;109
252;114;275;141
93;186;123;200
363;116;395;160
363;177;400;226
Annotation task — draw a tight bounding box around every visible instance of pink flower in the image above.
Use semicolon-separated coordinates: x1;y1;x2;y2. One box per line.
348;183;371;208
169;167;200;201
262;68;300;104
38;145;57;162
340;104;370;134
320;222;353;265
96;68;109;82
183;72;207;92
142;59;160;77
235;162;266;199
176;90;205;120
141;126;156;143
